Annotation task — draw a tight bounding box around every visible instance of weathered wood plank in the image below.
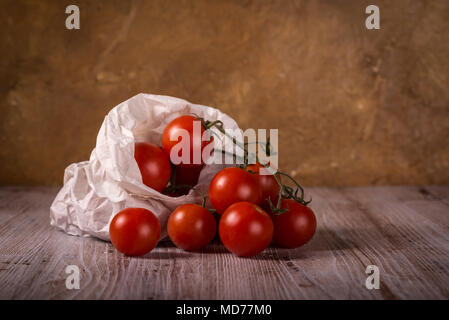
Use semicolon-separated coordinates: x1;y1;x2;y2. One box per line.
0;186;448;299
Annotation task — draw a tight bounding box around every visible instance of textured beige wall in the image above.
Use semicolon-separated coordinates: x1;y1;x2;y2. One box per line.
1;0;449;186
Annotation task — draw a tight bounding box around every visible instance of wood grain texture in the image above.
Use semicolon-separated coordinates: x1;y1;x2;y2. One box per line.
0;186;448;299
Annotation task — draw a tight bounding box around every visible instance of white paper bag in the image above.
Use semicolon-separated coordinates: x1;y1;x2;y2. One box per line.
50;93;240;241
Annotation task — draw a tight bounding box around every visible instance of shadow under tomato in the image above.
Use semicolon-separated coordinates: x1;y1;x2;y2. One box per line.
139;251;192;260
249;224;414;261
243;226;366;261
139;239;226;259
101;225;400;261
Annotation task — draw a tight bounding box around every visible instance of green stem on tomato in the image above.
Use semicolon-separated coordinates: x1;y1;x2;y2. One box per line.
197;116;311;213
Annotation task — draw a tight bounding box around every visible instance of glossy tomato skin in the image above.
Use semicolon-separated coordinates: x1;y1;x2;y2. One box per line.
134;142;171;192
219;202;273;257
109;208;161;256
246;163;281;211
173;165;204;196
161;115;213;168
209;167;261;214
271;199;317;248
163;165;204;197
167;204;216;251
174;164;203;186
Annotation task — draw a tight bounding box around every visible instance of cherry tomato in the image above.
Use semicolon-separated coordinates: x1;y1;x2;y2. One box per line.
208;167;261;214
219;202;273;257
134;142;171;192
161;115;213;167
246;163;281;210
162;165;204;197
270;199;317;248
167;204;216;251
174;164;203;186
109;208;161;256
173;165;204;196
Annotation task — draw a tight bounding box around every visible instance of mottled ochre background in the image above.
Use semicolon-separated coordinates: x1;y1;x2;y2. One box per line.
1;0;448;186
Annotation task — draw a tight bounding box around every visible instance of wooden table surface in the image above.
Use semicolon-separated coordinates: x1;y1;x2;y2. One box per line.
1;186;448;300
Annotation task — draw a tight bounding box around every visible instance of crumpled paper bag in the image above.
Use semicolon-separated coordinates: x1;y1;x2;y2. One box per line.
50;93;240;241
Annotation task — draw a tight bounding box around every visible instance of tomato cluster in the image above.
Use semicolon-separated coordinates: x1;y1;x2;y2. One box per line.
208;166;316;256
109;115;317;257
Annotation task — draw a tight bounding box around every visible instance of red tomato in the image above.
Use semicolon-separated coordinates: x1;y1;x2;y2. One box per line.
175;165;204;195
219;202;273;257
109;208;161;256
167;204;216;251
163;165;204;197
161;115;213;167
270;199;317;248
174;164;203;186
208;167;261;214
134;142;171;192
246;163;281;210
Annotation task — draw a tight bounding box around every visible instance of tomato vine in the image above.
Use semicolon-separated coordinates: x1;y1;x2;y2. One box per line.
198;117;311;214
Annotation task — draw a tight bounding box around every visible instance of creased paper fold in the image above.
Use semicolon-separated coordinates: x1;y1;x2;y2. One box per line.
50;93;239;241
